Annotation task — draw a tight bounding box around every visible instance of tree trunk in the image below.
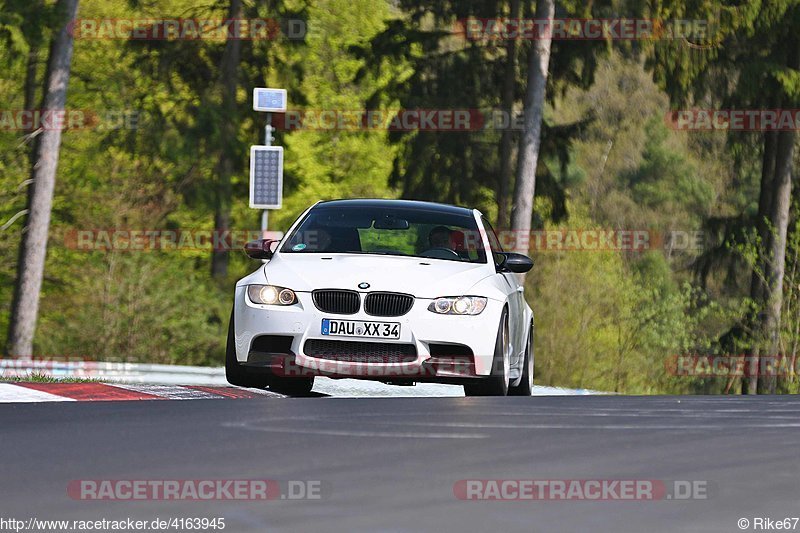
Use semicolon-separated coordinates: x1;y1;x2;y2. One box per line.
211;0;243;279
744;130;777;394
754;39;799;394
496;0;521;229
752;130;778;303
7;0;80;357
757;128;795;394
510;0;553;256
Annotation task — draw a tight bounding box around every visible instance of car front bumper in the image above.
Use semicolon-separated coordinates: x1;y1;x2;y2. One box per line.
233;285;502;378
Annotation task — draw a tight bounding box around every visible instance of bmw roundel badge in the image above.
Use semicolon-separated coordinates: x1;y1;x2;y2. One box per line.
358;282;370;289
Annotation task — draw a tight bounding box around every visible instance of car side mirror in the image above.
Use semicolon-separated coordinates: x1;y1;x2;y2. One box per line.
498;252;533;273
245;239;279;260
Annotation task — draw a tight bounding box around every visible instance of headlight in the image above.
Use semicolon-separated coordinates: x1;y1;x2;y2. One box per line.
247;285;297;305
427;296;487;315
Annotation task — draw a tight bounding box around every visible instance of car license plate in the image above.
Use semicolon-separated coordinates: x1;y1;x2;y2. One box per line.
321;319;400;339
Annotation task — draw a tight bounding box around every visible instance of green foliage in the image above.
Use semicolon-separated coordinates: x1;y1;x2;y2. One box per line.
0;0;793;397
36;252;229;365
1;372;101;383
528;210;720;393
624;118;714;222
353;0;613;216
1;0;403;364
560;52;724;233
779;216;800;393
0;39;29;350
271;0;403;229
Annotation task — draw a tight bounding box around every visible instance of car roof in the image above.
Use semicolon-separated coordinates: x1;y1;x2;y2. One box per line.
315;198;476;217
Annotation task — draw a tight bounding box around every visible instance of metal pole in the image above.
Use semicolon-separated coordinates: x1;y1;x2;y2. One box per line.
262;113;273;235
264;112;273;146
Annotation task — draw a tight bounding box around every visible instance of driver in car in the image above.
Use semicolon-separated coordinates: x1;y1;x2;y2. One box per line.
428;225;453;250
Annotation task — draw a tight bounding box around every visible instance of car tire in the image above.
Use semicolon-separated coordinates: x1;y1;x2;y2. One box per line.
225;310;270;389
269;375;315;396
464;308;510;397
509;322;533;396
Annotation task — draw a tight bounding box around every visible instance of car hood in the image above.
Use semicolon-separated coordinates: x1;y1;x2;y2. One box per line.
263;253;493;299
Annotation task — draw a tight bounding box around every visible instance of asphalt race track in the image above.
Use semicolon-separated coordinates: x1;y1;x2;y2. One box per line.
3;395;800;533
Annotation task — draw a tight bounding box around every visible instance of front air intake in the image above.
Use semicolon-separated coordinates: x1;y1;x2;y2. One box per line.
303;339;417;363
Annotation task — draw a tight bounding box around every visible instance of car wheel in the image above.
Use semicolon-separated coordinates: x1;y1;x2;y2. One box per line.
464;308;510;397
269;375;315;396
509;323;533;396
225;310;270;389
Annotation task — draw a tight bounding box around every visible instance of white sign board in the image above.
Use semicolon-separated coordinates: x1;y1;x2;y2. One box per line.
252;88;287;113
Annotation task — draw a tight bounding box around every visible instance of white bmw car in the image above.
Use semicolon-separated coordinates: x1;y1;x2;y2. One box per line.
226;199;534;396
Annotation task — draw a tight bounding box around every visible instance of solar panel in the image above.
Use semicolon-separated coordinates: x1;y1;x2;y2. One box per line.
249;145;283;209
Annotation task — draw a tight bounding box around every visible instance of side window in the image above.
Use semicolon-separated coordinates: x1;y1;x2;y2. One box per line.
481;217;505;266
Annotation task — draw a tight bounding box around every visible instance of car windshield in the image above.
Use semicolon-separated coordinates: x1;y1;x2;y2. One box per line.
280;205;487;263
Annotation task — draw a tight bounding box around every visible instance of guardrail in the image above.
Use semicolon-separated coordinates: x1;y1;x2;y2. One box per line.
0;359;603;395
0;360;227;386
